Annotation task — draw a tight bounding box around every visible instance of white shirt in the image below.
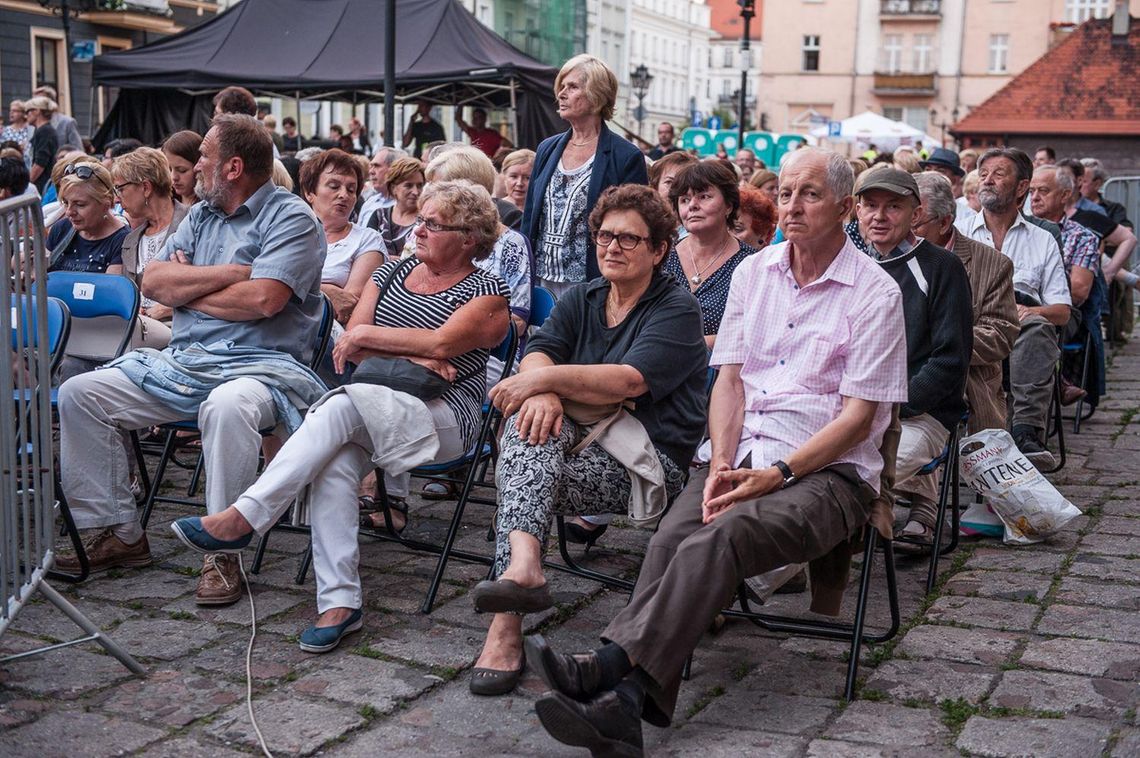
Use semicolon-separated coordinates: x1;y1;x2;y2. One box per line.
955;198;976;229
957;210;1071;308
321;223;384;288
357;192;395;228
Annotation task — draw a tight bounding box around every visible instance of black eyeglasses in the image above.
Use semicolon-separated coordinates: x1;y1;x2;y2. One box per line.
63;164;113;192
113;181;136;195
415;215;468;234
591;230;651;250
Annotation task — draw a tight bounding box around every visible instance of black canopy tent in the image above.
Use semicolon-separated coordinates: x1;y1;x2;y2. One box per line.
91;0;562;149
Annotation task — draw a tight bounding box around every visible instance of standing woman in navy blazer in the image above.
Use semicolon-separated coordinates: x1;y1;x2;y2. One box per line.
521;54;649;298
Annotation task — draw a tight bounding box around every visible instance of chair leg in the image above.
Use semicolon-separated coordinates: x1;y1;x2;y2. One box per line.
845;528;878;702
140;428;178;528
47;480;89;583
129;431;150;498
681;654;692;681
420;458;485;614
1074;335;1093;435
250;532;271;575
295;540;313;585
187;451;205;497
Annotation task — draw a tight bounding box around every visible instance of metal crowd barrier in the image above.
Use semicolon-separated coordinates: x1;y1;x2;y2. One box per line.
1104;176;1140;265
0;193;143;676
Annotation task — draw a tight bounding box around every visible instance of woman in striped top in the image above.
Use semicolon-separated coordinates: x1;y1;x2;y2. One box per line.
170;180;510;654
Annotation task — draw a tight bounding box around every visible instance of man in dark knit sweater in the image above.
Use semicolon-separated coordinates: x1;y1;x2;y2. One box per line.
855;168;973;545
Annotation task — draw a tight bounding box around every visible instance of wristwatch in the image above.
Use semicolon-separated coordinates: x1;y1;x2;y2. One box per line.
772;460;797;489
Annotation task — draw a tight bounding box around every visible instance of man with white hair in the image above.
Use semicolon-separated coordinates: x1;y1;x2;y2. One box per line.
523;147;909;755
913;172;1019;434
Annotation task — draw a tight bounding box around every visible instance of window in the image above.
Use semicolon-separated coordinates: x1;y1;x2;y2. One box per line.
883;106;904;122
913;34;933;72
883;34;903;73
802;35;821;72
1066;0;1113;23
988;34;1009;73
882;106;927;132
30;28;69;115
96;36;131;124
723;46;733;68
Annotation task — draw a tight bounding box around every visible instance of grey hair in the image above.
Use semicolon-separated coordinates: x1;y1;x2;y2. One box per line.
1080;157;1109;183
372;146;406;165
915;172;956;220
1033;164;1074;195
781;146;855;199
418;179;500;261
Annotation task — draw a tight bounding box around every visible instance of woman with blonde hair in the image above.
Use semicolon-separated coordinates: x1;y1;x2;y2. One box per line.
111;147;188;347
521;53;648;298
500;148;534;214
47;160;127;274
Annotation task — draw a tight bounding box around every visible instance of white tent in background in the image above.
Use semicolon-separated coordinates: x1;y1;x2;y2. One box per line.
810;111;941;151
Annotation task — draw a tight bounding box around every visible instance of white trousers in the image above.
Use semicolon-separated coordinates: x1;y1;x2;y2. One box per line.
895;413;951;519
59;367;276;529
232;393;464;613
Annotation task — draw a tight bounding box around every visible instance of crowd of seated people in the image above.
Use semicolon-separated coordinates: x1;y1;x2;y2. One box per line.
4;50;1137;758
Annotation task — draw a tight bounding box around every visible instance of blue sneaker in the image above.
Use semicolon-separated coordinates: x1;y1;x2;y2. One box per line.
299;609;364;653
170;516;253;554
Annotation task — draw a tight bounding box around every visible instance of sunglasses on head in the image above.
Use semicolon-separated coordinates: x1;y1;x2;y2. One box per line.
63;163;113;192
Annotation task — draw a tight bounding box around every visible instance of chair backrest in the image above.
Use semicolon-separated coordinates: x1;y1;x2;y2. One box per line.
9;295;71;374
529;286;556;328
43;272;140;362
310;292;335;371
490;321;519;367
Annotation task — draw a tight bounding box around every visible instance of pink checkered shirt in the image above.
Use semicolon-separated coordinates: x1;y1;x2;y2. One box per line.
710;237;909;493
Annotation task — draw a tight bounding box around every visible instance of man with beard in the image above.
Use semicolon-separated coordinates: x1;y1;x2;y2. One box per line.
959;148;1070;468
55;115;327;604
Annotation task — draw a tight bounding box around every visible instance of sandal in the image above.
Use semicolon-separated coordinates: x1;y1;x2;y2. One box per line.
893;520;935;554
359;497;409;536
469;656;525;696
420;480;459;501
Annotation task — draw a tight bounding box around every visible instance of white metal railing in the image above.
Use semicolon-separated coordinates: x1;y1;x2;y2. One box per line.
0;193;143;675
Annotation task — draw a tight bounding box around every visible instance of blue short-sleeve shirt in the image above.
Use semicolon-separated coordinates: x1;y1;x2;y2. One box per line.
159;181;327;363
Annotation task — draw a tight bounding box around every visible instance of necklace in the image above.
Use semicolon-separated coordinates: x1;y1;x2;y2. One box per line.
570;133;598;147
605;291;636;327
686;234;734;285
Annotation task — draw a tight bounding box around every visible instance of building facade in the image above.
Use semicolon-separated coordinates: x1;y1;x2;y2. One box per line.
759;0;1140;146
0;0;225;138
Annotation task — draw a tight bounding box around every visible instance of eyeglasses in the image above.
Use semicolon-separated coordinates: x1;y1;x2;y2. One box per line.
414;215;468;234
113;181;136;195
63;164;113;192
591;230;651;250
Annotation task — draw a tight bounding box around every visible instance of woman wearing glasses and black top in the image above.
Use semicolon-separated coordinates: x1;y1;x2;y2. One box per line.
46;161;128;274
467;185;708;696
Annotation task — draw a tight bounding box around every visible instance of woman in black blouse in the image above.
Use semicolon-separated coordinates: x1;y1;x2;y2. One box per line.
662;160;757;348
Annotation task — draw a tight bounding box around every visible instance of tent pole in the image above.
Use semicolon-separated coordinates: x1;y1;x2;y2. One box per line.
294;91;301;137
509;77;518;147
384;0;396;146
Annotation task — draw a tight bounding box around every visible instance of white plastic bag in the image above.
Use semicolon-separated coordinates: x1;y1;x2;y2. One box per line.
958;428;1081;545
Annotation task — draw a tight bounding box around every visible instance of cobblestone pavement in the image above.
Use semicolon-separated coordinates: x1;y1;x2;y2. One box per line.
3;341;1139;757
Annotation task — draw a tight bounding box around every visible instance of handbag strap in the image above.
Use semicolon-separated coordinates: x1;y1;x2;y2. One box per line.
568;405;625;456
48;224;78;269
375;258;403;305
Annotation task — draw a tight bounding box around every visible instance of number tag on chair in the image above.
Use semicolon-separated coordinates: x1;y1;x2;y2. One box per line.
72;283;95;301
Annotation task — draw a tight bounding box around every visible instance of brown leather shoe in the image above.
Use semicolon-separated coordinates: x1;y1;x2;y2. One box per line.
54;529;152;575
195;553;243;606
1061;381;1088;406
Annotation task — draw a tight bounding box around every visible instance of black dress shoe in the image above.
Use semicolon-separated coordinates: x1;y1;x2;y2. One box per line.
564;521;609;552
471;579;553;614
525;633;603;701
535;690;643;757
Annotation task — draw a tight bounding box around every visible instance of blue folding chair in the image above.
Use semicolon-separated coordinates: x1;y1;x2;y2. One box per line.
911;414;967;594
138;293;335;528
530;286;556;328
44;272;140;366
1061;330;1095;434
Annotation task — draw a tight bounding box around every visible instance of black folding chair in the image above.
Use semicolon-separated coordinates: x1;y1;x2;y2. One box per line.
138;293;334;527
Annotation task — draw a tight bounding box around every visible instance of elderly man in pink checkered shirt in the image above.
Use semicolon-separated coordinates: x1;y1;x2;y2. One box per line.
524;147;911;757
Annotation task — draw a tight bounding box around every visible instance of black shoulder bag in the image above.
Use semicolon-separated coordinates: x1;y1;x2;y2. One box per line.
349;261;453;401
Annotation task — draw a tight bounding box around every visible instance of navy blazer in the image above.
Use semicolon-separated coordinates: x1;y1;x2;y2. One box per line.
521;122;649;280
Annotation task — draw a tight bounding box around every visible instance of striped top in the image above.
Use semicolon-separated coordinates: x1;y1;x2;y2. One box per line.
371;257;510;448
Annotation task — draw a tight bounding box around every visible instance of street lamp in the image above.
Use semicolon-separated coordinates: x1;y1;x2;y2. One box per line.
737;0;756;147
630;63;653;141
929;106;960;147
